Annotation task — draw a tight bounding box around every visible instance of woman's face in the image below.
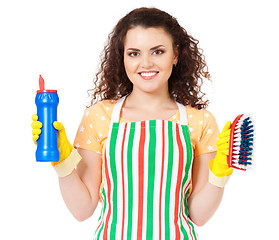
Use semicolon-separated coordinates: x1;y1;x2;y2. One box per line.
123;26;178;95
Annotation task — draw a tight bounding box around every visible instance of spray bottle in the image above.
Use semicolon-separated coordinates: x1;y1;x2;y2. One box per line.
35;75;59;162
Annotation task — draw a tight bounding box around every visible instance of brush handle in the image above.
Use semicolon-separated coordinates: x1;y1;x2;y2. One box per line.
227;114;245;170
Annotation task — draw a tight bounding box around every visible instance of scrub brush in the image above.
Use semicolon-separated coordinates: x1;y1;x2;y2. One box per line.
227;114;255;171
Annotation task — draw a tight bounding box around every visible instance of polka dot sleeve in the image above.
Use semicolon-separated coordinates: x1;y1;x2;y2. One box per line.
73;103;110;154
190;109;220;157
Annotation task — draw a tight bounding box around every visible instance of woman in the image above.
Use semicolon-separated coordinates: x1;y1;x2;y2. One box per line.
32;7;233;239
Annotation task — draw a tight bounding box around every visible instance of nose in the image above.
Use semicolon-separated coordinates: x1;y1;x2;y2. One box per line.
141;53;154;69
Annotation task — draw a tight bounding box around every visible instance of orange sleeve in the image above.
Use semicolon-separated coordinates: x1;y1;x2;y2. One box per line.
186;108;219;157
73;101;115;154
73;106;103;154
196;109;219;156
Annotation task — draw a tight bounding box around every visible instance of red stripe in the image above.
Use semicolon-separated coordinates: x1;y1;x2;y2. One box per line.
137;121;146;240
121;123;128;240
174;124;184;239
159;120;165;240
103;151;112;239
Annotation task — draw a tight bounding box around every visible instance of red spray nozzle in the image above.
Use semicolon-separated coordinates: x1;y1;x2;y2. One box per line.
39;75;45;91
37;75;57;93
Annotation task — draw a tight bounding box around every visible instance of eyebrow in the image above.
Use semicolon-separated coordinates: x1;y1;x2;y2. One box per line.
150;45;165;50
126;45;165;51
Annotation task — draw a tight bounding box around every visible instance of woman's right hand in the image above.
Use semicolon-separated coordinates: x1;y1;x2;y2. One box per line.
31;114;73;165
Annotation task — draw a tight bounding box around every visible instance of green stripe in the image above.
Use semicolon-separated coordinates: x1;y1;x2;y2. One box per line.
179;125;192;239
165;121;174;240
109;123;119;238
127;122;135;239
184;188;190;217
181;125;197;239
183;126;193;177
146;120;156;238
181;125;193;218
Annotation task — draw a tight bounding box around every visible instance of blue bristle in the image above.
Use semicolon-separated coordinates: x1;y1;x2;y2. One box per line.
239;155;252;162
239;160;252;165
239;147;253;153
241;139;253;144
241;129;254;134
239;151;252;156
240;140;253;147
232;114;255;168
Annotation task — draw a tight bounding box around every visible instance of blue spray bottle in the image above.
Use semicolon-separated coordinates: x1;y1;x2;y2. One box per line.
35;75;60;162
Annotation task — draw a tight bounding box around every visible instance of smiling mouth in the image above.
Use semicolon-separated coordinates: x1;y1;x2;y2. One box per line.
139;71;159;79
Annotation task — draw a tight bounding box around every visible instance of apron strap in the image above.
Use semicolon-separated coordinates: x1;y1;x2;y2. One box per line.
109;96;126;128
110;95;188;125
176;102;188;125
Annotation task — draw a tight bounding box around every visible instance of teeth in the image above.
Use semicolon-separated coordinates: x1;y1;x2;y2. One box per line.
140;72;157;77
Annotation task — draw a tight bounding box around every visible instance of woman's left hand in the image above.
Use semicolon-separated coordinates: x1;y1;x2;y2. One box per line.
209;121;233;177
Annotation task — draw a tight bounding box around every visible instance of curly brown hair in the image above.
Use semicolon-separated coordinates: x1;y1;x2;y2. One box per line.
89;7;211;109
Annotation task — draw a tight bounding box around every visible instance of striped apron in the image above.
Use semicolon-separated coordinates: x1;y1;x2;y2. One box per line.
94;96;197;240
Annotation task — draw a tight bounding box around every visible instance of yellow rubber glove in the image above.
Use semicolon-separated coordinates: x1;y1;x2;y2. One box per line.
51;121;73;166
31;114;42;144
31;114;73;165
209;121;233;177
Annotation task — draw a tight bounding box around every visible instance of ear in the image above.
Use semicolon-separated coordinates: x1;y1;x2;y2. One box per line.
173;45;179;65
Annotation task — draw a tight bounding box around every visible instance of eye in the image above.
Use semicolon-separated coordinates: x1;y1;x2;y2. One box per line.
128;52;140;57
153;49;165;55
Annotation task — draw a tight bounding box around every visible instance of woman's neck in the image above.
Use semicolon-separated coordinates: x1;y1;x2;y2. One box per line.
120;90;178;121
125;90;175;111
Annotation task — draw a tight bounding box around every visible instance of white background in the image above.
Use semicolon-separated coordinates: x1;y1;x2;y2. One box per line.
0;0;278;239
